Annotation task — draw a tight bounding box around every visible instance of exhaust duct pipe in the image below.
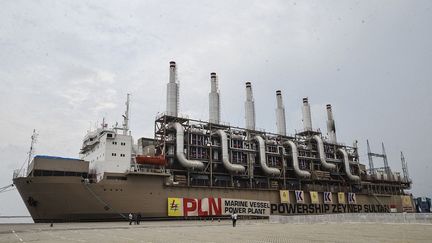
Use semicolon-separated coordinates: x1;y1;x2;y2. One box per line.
171;122;204;170
209;72;220;124
302;97;312;131
285;140;311;178
245;82;256;130
254;136;281;176
166;61;179;117
338;148;360;181
216;130;246;173
313;135;336;170
275;90;287;136
326;104;337;143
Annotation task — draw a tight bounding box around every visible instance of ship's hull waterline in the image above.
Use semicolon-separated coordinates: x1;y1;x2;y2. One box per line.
14;174;407;223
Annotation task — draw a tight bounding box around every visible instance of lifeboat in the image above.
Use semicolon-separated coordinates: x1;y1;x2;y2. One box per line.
136;155;166;166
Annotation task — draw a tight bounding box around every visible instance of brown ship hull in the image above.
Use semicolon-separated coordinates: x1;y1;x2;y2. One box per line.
14;173;410;223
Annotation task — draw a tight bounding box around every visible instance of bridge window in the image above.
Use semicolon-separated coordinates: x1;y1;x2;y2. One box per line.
33;170;88;178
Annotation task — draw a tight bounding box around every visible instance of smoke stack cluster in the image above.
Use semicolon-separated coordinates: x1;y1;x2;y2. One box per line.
302;97;312;131
245;82;256;130
326;104;337;143
166;61;179;117
209;72;220;124
275;90;287;136
165;61;341;139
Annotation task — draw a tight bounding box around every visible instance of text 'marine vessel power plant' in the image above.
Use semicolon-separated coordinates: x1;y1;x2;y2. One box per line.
13;61;414;222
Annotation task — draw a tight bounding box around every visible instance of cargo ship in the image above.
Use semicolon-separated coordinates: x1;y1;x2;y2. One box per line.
13;61;414;222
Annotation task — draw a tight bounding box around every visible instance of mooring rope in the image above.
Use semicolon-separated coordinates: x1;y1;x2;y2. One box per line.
83;182;127;219
0;184;15;194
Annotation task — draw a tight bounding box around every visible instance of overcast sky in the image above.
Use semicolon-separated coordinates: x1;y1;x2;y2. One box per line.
1;0;431;216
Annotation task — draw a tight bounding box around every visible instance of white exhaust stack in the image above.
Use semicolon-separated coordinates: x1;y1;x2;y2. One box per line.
326;104;337;143
245;82;256;130
209;72;220;124
302;97;312;131
275;90;287;136
166;61;179;117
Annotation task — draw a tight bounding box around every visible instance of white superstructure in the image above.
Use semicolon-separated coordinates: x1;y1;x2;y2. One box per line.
79;96;135;181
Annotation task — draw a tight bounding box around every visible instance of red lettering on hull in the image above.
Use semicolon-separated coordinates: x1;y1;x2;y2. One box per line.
182;198;222;216
183;198;197;216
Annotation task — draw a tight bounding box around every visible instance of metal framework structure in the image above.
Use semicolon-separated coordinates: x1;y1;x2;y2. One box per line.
367;140;391;177
401;151;410;183
148;61;411;197
147;114;410;195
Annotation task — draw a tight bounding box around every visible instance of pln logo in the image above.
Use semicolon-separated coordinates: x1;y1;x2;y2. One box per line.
168;198;183;216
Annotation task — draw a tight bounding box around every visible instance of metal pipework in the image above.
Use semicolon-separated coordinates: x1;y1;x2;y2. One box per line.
171;122;204;170
326;104;337;143
302;97;312;131
285;140;311;178
245;82;256;130
254;136;281;176
312;135;336;170
166;61;179;117
216;130;246;173
209;72;220;124
275;90;287;136
338;148;360;181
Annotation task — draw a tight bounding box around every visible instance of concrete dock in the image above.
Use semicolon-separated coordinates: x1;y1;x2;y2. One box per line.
1;219;432;243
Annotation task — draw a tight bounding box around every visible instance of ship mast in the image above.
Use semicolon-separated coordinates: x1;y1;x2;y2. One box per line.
122;94;130;135
26;129;38;176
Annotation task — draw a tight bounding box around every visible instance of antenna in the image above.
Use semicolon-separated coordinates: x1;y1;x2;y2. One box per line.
401;151;409;182
26;129;38;176
381;142;391;179
101;117;107;129
367;140;374;175
122;94;131;135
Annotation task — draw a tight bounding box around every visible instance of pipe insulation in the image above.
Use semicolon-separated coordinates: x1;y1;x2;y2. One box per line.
254;136;281;176
209;72;220;124
285;140;311;178
166;61;179;117
326;104;337;143
275;90;287;136
172;122;205;170
312;135;337;170
216;130;246;173
245;82;256;130
338;148;360;181
302;98;312;131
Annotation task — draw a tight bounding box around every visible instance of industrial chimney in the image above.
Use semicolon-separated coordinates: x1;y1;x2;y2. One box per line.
302;97;312;131
326;104;337;143
275;90;287;136
209;72;220;124
166;61;179;117
245;82;256;130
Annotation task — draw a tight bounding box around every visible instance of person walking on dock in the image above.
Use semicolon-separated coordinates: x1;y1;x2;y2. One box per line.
136;213;141;225
128;213;133;225
231;213;238;227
